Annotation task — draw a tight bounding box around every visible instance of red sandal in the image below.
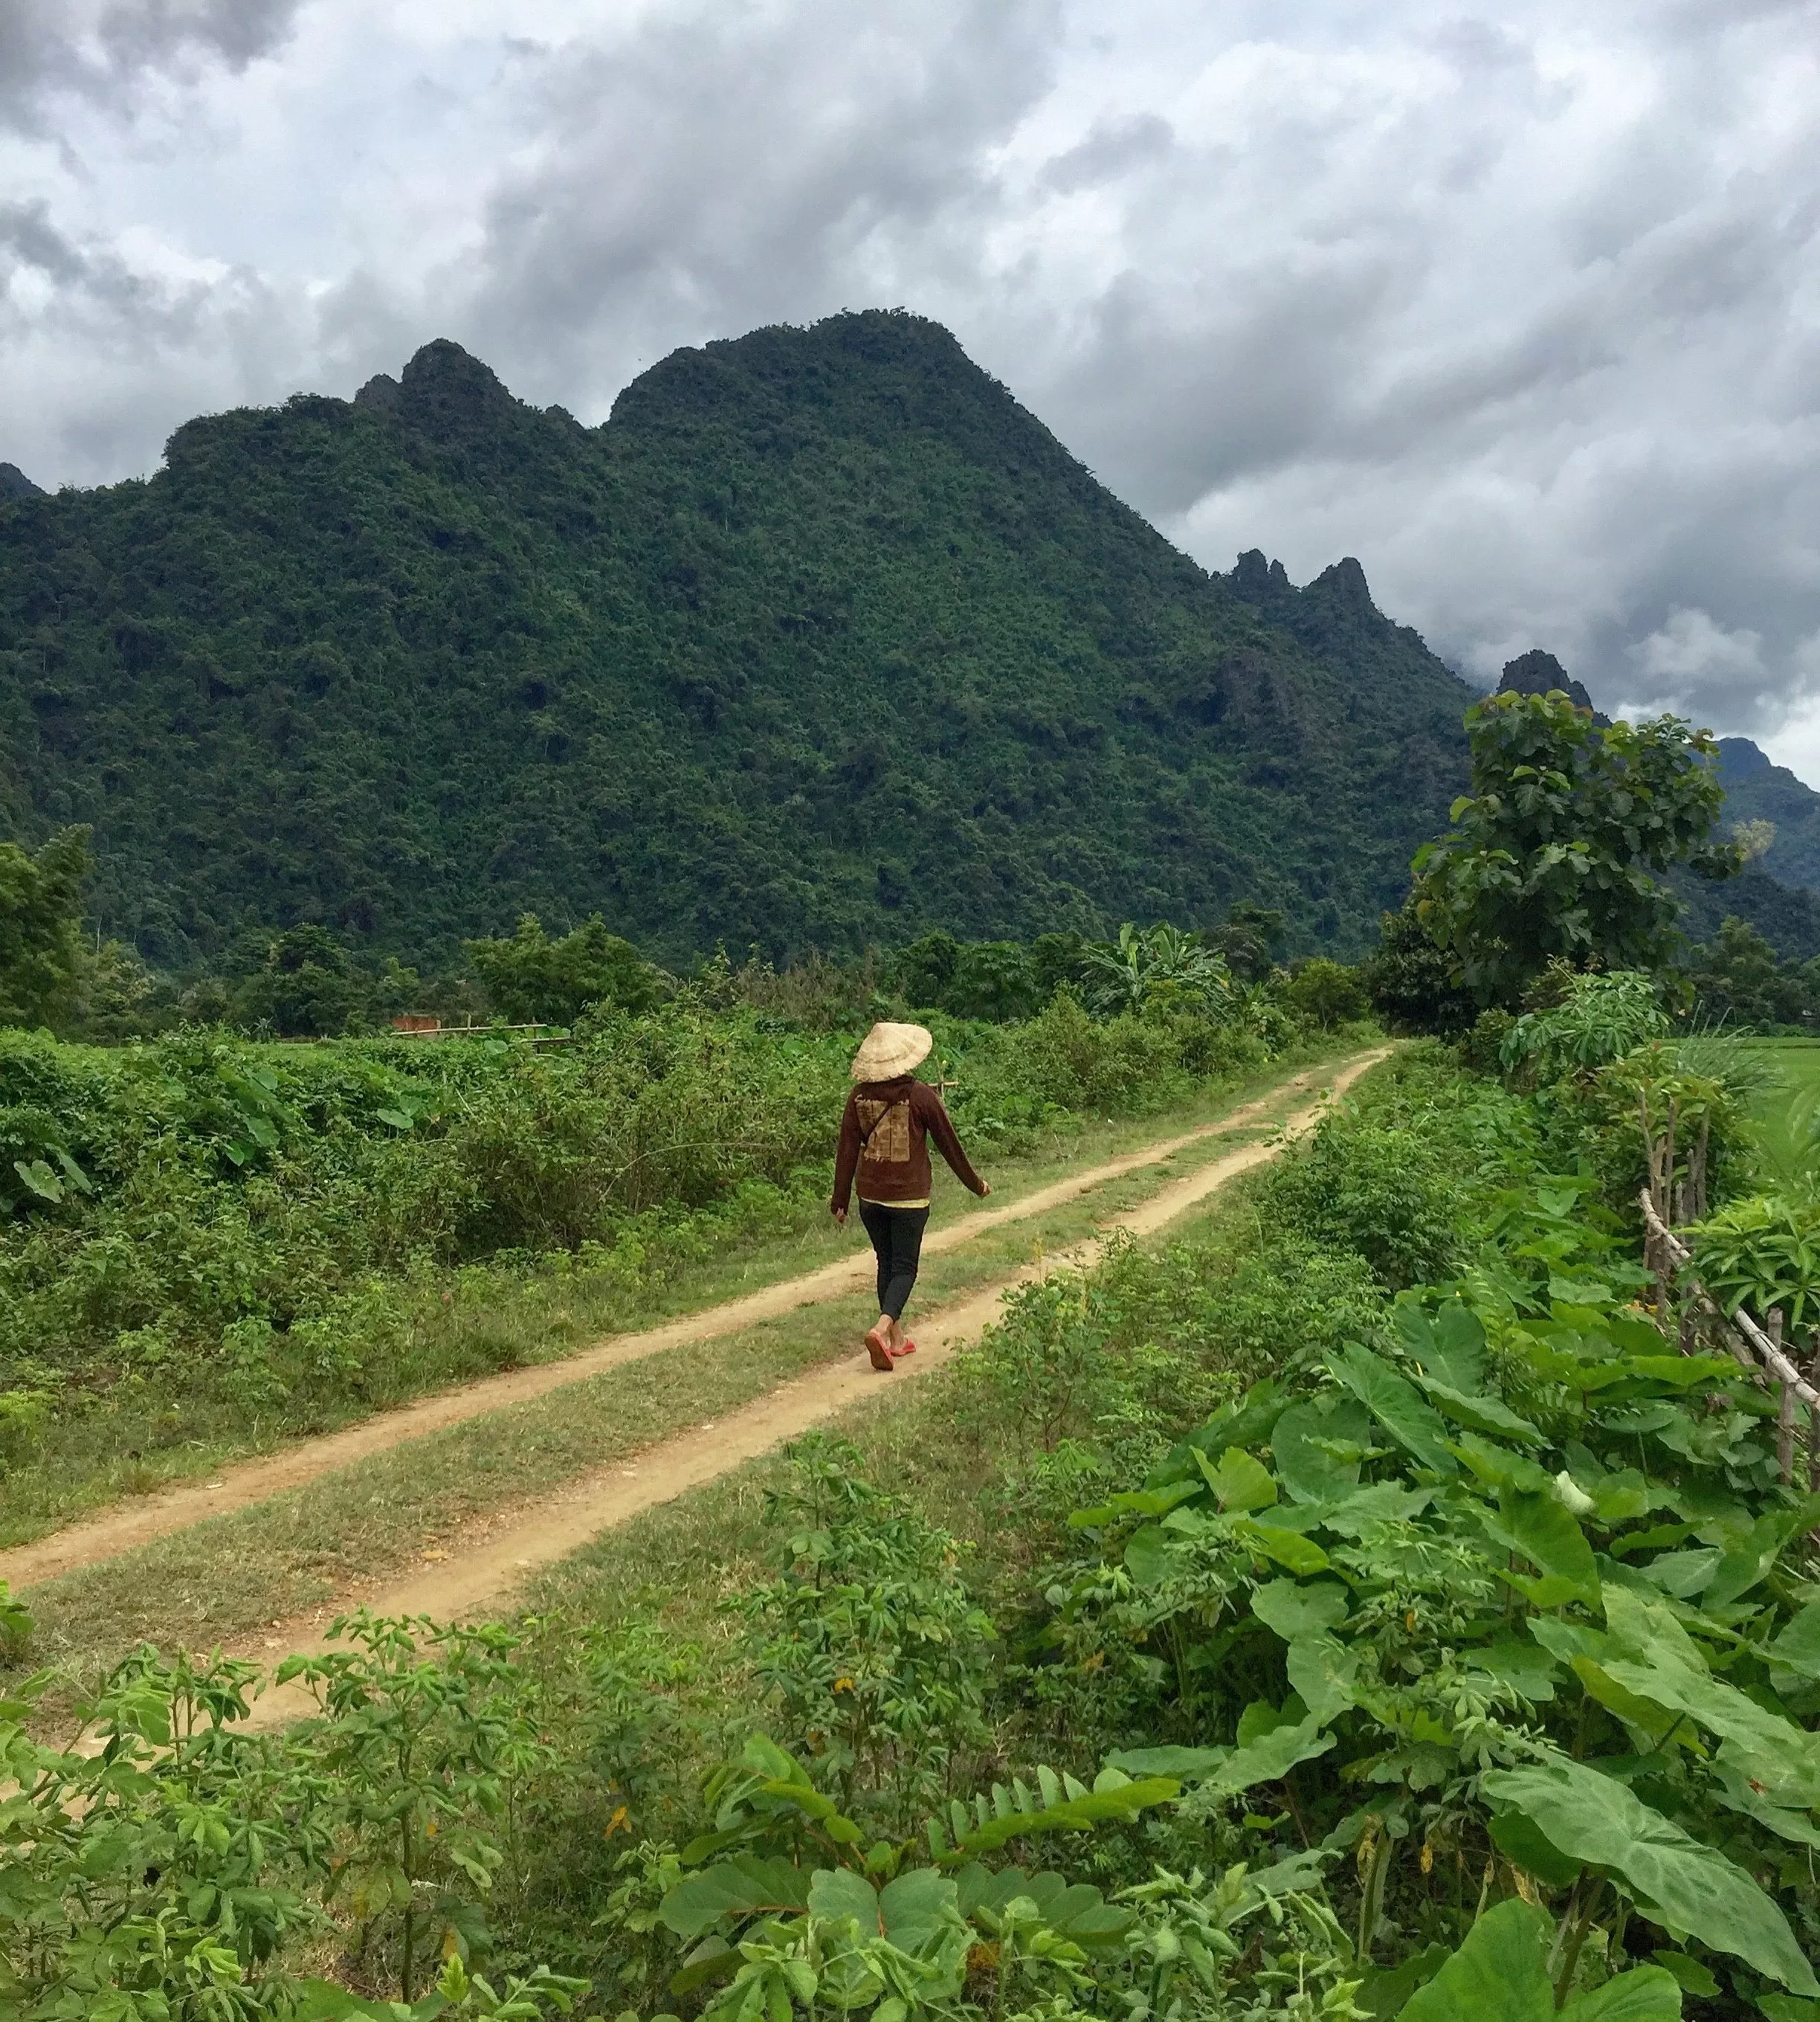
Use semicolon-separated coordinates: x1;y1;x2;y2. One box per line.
865;1322;894;1372
889;1338;917;1357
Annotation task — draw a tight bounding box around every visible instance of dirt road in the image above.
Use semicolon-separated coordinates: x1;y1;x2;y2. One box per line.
239;1049;1386;1728
1;1059;1356;1593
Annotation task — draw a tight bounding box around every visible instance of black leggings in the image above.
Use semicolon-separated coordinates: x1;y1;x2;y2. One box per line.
858;1202;930;1322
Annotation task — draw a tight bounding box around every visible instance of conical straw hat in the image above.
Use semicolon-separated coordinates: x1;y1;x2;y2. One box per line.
850;1021;932;1082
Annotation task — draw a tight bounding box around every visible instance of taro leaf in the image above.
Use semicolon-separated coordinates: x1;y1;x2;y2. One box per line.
1467;1635;1561;1704
1285;1634;1358;1722
1634;1549;1722;1600
1320;1482;1434;1536
1649;1954;1718;1999
1155;1381;1291;1483
1070;1478;1203;1528
1401;1900;1682;2022
1418;1379;1543;1446
1569;1658;1691;1751
1328;1342;1458;1475
1450;1432;1554;1495
1705;1498;1820;1610
375;1107;416;1130
1271;1399;1369;1504
1125;1525;1174;1587
1232;1519;1330;1574
1481;1759;1819;1994
1595;1647;1820;1809
1251;1579;1350;1641
1769;1600;1820;1683
662;1855;813;1937
1395;1297;1488;1394
1198;1445;1278;1513
1488;1810;1584;1890
1561;1969;1684;2022
1355;1942;1451;2022
12;1158;62;1204
1198;1713;1334;1797
1711;1758;1820;1849
1481;1487;1599;1608
1237;1699;1302;1745
1400;1899;1553;2022
1761;2000;1820;2022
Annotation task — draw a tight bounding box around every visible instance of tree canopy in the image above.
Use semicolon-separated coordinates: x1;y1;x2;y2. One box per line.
0;825;91;1031
1413;690;1739;1005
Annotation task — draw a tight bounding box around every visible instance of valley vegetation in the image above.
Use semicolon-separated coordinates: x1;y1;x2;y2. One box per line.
6;630;1820;2022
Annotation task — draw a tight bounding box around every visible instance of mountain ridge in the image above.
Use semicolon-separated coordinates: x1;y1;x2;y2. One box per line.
0;311;1479;969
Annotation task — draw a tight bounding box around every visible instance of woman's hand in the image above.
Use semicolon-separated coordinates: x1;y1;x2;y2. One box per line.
832;1206;848;1228
978;1182;992;1198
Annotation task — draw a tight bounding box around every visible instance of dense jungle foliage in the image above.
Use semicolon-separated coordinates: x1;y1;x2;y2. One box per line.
0;921;1348;1532
0;312;1487;969
8;1017;1820;2021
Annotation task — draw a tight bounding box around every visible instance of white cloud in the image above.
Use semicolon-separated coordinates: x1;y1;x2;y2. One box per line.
3;0;1820;774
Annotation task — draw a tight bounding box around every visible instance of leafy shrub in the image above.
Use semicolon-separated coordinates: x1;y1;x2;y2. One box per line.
738;1436;995;1829
1282;957;1369;1029
1498;969;1668;1082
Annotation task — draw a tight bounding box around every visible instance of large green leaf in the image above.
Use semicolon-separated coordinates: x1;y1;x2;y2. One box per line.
1285;1634;1358;1722
1251;1578;1350;1640
662;1855;813;1937
1394;1298;1489;1394
1400;1901;1681;2022
1198;1445;1278;1513
1270;1399;1369;1504
1399;1899;1554;2022
1704;1498;1820;1609
1482;1759;1818;1994
1200;1713;1335;1796
1480;1487;1599;1608
1768;1599;1820;1683
1328;1342;1458;1475
1233;1518;1332;1574
1417;1378;1543;1445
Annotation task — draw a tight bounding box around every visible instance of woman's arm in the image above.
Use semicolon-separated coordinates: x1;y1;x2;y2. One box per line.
830;1090;862;1218
919;1085;988;1196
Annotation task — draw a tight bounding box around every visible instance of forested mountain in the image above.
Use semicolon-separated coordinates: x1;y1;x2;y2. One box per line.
0;312;1479;969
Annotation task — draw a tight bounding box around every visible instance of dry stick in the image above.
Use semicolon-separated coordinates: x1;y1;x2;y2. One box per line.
1809;1344;1820;1495
1639;1189;1820;1409
1771;1310;1798;1487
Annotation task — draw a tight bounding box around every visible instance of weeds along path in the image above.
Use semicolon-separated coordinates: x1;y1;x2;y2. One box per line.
1;1057;1368;1594
238;1049;1387;1731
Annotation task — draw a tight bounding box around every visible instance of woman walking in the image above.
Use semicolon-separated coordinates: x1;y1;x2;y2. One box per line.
831;1022;990;1371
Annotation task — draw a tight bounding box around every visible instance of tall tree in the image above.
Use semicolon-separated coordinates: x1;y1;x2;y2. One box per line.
0;826;93;1031
1413;691;1737;1005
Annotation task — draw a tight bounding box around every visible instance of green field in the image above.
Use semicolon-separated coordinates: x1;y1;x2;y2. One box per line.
1739;1035;1820;1184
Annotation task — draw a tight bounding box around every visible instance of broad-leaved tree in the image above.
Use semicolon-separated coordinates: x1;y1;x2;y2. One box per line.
1415;690;1737;1005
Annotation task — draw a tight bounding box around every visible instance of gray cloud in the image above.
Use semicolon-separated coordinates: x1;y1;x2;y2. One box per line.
4;0;1820;771
0;0;303;129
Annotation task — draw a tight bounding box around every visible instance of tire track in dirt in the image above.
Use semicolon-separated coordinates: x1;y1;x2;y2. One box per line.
1;1062;1351;1592
239;1050;1387;1730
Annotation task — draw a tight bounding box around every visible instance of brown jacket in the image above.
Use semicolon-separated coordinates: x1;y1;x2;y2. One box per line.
831;1076;986;1211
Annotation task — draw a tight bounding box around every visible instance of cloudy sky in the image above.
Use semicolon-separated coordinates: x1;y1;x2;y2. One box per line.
5;1;1820;771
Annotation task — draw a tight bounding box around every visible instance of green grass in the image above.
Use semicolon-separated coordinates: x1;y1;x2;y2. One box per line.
1737;1038;1820;1188
17;1063;1340;1691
